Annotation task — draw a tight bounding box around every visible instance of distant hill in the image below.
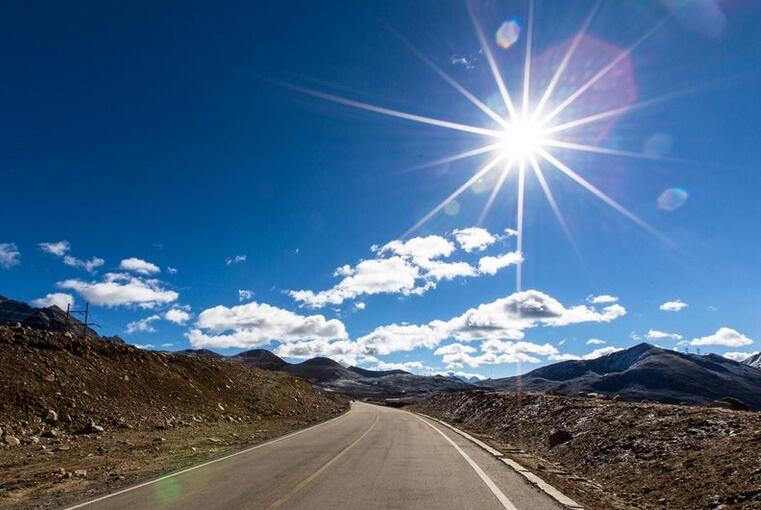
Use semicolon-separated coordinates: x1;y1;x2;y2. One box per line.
0;295;103;340
222;349;471;397
477;343;761;410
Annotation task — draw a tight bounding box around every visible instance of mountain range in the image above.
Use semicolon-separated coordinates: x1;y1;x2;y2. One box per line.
476;343;761;410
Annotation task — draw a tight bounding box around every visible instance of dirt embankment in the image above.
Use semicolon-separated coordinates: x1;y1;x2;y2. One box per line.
0;325;348;509
414;391;761;510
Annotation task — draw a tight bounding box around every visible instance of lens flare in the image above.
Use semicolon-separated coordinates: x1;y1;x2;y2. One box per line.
496;20;521;50
657;188;688;211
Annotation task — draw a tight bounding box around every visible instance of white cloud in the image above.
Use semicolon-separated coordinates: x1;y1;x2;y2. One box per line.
368;361;425;372
164;308;191;325
0;243;21;269
126;315;161;334
646;329;683;341
436;339;557;368
434;290;626;342
167;267;178;275
433;343;477;356
587;294;618;304
586;338;606;345
31;293;74;311
547;353;582;361
133;343;155;350
238;289;254;302
187;301;348;349
39;241;70;257
63;255;105;274
290;230;521;308
354;302;366;311
58;273;178;308
660;299;688;312
503;228;518;237
357;324;447;356
226;255;247;266
273;339;365;366
160;343;174;348
119;257;160;275
477;251;522;275
452;227;497;252
290;256;420;308
690;327;753;347
583;346;624;359
723;351;757;362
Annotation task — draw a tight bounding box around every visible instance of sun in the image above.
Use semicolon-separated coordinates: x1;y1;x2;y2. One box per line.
499;117;547;163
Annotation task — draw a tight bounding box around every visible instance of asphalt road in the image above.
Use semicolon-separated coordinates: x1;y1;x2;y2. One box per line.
67;402;562;510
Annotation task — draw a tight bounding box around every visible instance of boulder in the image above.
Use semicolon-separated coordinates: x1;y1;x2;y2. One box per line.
548;429;573;448
4;435;20;446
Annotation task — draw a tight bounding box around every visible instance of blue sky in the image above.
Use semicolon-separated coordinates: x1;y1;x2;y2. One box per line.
2;0;760;378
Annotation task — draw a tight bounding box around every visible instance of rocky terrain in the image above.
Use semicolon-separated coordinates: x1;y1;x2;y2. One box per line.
228;349;474;397
0;324;347;509
415;391;761;510
477;343;761;410
0;296;103;341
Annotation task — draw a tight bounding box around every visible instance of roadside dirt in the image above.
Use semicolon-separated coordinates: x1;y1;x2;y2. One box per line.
0;325;348;509
414;391;761;510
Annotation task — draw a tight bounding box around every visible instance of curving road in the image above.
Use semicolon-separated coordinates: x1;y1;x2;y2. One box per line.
66;402;563;510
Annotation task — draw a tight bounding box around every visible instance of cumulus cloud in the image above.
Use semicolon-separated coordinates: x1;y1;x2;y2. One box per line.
690;327;753;347
39;241;70;257
187;301;348;349
587;294;618;304
452;227;497;252
368;360;426;372
273;339;365;366
290;256;421;308
435;338;558;368
226;255;247;266
119;257;160;275
432;370;486;381
723;351;757;362
167;267;178;275
58;273;178;308
164;308;191;325
586;338;606;345
354;302;366;311
238;289;254;302
477;251;522;275
0;243;21;269
660;299;688;312
646;329;683;341
126;315;161;334
357;324;447;356
63;255;105;274
434;290;626;342
291;229;518;308
31;293;74;311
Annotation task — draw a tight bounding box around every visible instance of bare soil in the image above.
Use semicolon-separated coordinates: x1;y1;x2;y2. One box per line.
414;391;761;510
0;325;348;509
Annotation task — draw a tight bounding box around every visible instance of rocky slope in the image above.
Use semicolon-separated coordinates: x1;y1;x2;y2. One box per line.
0;324;347;509
415;391;761;510
477;343;761;410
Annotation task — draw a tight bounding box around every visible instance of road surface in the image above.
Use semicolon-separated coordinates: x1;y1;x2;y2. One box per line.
67;402;563;510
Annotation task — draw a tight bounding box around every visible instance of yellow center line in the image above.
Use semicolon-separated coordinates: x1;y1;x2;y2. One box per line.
265;413;379;510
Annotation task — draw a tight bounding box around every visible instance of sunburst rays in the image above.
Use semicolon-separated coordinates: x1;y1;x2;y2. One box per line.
282;1;683;291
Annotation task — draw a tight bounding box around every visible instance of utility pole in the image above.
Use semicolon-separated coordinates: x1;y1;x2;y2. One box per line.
82;302;89;341
69;302;96;341
65;303;70;328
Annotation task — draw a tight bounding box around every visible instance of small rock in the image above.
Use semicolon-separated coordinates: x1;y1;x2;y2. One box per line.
548;429;573;448
45;409;59;423
217;403;225;411
74;469;87;478
43;373;56;383
207;437;223;444
42;428;61;438
85;420;105;434
4;435;20;447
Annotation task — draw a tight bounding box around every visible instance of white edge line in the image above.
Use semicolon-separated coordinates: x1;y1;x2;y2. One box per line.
415;412;584;510
63;405;354;509
413;415;518;510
